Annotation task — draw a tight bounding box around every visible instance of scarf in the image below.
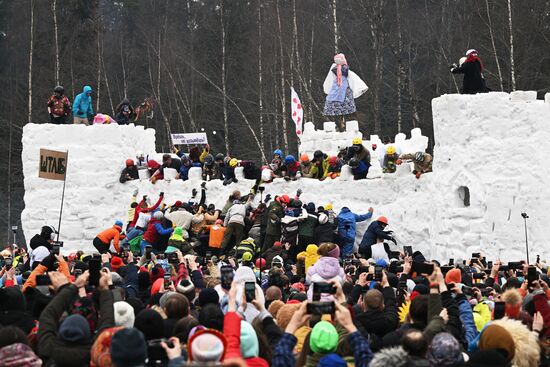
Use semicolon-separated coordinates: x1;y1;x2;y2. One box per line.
334;53;348;86
465;54;483;71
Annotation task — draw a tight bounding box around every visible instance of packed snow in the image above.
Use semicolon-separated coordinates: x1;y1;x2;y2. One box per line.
21;91;550;261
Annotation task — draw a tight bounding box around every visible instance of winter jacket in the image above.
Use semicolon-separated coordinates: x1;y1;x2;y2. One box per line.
383;153;399;173
451;59;489;94
72;85;93;118
29;233;52;251
472;302;492;331
263;246;288;266
313;222;336;245
96;225;123;253
178;162;201;181
356;286;399;338
119;166;139;183
224;203;247;226
130;195;164;228
224;311;269;367
296;244;320;272
298;212;318;238
283;161;300;177
306;256;345;301
165;209;194;230
38;284;114;366
352;159;370;177
399;153;433;173
337;207;372;243
143;218;173;245
300;161;313;177
203;224;225;248
456;294;478;344
47;94;71;117
309;158;329;180
266;201;285;236
359;221;392;253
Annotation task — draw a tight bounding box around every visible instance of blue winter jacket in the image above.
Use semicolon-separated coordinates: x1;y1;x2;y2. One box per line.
352;159;370;176
179;163;201;181
359;220;393;251
337;207;373;243
72;85;94;118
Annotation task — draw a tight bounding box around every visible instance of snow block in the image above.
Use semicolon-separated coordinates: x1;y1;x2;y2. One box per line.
545;93;550;104
345;120;359;132
323;121;336;132
510;90;537;102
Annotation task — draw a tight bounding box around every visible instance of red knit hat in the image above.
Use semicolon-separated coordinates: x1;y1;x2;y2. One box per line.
111;257;124;272
273;241;282;247
150;278;164;295
255;258;267;269
444;268;462;284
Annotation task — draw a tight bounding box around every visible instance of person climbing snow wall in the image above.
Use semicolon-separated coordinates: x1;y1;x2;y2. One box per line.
323;53;368;131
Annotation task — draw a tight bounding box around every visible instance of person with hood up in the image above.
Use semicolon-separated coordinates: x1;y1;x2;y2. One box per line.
306;243;345;301
359;216;394;255
337;206;373;257
93;220;124;254
47;85;72;124
29;225;57;268
72;85;94;124
450;49;490;94
296;244;320;273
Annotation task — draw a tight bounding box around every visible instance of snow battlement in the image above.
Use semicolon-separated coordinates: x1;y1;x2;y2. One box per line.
20;91;550;261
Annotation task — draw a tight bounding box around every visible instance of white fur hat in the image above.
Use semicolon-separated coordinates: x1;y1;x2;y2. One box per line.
114;301;135;328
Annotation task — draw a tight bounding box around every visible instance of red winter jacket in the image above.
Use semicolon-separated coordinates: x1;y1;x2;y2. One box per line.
223;312;268;367
130;195;164;228
142;218;172;244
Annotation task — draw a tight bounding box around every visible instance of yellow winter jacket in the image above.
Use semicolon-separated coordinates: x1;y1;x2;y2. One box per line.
297;244;320;273
473;301;492;331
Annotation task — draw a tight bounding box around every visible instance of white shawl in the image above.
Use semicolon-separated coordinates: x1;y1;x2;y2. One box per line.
323;63;369;99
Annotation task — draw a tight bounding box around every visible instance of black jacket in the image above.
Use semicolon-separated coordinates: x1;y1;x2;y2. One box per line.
30;234;52;251
359;221;392;253
356;286;399;338
38;284;115;366
451;60;489;94
313;222;335;245
119;166;139;183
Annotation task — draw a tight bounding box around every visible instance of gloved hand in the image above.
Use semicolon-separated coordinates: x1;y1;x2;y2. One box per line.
264;194;272;203
201;181;207;189
296;189;303;197
133;189;139;197
449;63;457;72
192;189;198;197
396;159;402;165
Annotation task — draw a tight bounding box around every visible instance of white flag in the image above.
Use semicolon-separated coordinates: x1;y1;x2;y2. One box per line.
290;87;304;136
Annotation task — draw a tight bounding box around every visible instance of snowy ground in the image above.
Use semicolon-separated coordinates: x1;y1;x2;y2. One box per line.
21;91;550;262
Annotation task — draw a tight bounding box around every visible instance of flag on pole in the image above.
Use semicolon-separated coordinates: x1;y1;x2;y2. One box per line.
290;87;303;136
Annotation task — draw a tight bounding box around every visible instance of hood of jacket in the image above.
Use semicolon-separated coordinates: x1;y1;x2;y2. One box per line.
306;244;318;255
309;257;343;279
240;320;259;358
83;85;92;94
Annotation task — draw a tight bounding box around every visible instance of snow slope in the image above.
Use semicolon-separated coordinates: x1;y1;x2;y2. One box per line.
21;91;550;261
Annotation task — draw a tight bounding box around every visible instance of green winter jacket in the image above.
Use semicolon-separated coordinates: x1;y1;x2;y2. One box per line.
266;201;285;236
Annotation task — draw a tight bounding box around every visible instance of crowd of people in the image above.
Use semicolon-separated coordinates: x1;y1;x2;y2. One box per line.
119;140;433;186
2;181;550;366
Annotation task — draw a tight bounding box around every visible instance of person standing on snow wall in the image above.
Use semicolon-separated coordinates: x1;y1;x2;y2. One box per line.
450;49;490;94
72;85;94;125
323;53;368;131
46;86;71;124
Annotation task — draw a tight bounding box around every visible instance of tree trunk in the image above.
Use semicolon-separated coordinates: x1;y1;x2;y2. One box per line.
507;0;516;90
27;0;34;124
52;0;60;85
258;0;264;154
332;0;338;53
395;0;403;132
275;0;288;153
219;0;229;153
485;0;504;91
96;17;101;112
120;37;127;98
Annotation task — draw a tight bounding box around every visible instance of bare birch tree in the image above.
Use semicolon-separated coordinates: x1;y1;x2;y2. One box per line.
27;0;34;124
276;0;288;152
507;0;516;90
485;0;504;91
219;0;229;153
52;0;60;85
257;0;264;153
332;0;338;53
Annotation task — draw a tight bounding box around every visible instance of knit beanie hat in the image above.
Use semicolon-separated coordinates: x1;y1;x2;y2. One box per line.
199;304;225;332
445;268;462;284
318;353;347;367
478;324;515;361
90;326;124;367
134;309;164;340
59;314;92;343
114;301;135;328
427;332;464;366
326;246;340;259
150;278;164;296
0;343;41;367
111;256;124;272
198;288;220;307
273;241;282;247
170;227;184;242
240;320;260;358
110;328;147;367
188;329;227;362
309;321;338;354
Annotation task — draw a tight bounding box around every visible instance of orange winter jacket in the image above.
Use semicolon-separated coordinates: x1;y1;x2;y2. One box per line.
23;259;71;292
203;224;226;248
97;225;123;252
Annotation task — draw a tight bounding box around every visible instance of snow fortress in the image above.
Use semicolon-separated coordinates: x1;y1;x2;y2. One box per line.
21;91;550;261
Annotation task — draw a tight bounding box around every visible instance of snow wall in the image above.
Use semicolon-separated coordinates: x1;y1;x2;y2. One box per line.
21;91;550;261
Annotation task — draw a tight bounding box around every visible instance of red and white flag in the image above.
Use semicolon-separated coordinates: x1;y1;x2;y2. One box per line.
290;87;303;136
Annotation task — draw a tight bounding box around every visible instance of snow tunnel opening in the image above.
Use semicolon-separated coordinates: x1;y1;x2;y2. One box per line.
457;186;470;207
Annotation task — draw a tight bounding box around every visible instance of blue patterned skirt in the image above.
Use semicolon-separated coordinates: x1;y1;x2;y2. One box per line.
323;87;356;116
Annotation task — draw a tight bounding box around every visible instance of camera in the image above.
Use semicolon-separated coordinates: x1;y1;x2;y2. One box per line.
147;338;173;362
36;274;52;286
306;301;335;315
312;282;336;301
